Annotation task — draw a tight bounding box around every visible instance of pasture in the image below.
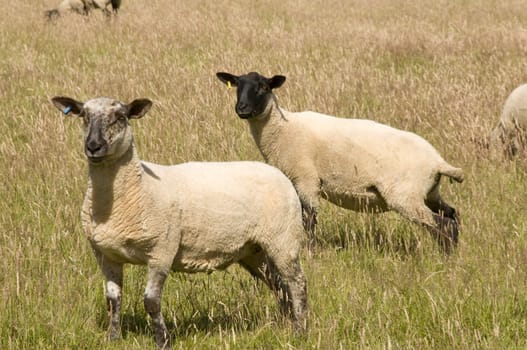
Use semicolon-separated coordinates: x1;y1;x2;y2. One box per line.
1;0;527;348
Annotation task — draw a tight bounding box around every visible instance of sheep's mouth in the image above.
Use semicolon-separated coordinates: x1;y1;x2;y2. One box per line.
237;111;256;119
87;155;106;163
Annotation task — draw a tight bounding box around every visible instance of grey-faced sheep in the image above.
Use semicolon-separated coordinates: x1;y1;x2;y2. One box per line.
216;71;464;253
490;83;527;157
46;0;120;20
50;96;307;349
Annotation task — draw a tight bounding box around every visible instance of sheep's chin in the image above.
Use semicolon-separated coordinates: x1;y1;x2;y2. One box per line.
87;156;106;164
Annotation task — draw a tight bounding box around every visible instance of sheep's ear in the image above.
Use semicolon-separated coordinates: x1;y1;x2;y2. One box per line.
216;72;239;87
269;75;286;90
51;96;83;116
126;99;152;119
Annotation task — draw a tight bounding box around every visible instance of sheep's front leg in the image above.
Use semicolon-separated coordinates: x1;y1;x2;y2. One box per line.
301;204;318;235
144;267;170;349
93;249;124;340
294;176;321;245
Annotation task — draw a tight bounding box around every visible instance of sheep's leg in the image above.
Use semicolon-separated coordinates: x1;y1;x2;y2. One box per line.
389;199;457;254
45;9;60;20
92;0;112;17
425;193;460;247
431;213;459;253
301;204;318;236
240;251;307;330
144;267;170;349
269;254;308;331
239;248;268;280
239;251;285;309
294;177;321;246
93;249;123;340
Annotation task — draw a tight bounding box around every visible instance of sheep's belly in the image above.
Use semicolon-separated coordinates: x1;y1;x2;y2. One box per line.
322;189;388;213
171;243;255;273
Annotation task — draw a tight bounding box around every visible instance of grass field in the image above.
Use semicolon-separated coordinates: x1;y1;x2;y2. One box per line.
1;0;527;348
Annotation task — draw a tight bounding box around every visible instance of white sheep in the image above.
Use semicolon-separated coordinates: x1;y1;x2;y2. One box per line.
490;83;527;157
216;71;464;253
50;96;307;349
46;0;120;20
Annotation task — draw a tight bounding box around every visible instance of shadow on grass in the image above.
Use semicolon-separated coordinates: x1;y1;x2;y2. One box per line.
96;303;267;340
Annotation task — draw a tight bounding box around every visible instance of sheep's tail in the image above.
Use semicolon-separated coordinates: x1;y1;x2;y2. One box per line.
439;164;464;183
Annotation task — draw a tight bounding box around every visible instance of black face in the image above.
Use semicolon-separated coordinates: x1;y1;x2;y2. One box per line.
234;73;273;119
216;72;286;119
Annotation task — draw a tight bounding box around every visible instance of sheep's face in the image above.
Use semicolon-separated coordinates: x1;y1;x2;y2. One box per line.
216;72;286;119
51;96;152;164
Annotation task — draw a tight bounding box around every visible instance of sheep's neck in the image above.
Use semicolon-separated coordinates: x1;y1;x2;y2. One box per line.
87;145;144;224
248;100;284;163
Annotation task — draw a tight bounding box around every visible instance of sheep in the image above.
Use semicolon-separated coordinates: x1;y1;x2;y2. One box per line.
216;71;464;253
46;0;120;20
490;83;527;157
50;95;307;349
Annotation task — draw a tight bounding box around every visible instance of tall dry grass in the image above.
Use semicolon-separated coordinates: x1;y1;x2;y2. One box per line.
1;0;527;348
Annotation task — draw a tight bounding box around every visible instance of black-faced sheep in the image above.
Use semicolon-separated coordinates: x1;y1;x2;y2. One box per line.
216;71;464;253
490;83;527;157
46;0;121;20
51;96;307;349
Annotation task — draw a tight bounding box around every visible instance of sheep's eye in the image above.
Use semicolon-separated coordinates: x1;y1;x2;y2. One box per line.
258;85;269;94
110;113;127;125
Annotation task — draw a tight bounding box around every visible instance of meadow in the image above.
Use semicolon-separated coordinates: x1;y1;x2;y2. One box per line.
1;0;527;348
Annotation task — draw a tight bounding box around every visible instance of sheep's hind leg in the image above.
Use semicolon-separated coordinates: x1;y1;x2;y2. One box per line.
144;267;171;349
240;250;308;331
93;249;123;340
390;199;457;254
45;9;60;21
425;195;460;248
295;177;322;249
239;250;287;312
270;253;308;331
301;204;317;241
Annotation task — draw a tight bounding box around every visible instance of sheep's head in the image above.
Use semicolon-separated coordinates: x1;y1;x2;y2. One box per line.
51;96;152;164
216;72;285;119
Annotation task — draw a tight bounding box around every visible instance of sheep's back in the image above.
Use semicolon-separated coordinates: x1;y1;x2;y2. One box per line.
288;111;447;175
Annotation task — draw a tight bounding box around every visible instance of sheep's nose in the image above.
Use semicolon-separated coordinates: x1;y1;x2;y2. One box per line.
86;140;103;155
236;102;248;112
236;102;252;118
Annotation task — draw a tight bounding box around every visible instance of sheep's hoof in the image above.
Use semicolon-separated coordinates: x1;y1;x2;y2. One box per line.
154;330;171;350
107;327;121;341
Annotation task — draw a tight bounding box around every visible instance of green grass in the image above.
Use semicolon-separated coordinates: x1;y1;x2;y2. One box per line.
1;0;527;348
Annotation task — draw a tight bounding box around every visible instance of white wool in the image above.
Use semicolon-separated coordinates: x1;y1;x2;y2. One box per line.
248;105;462;215
490;83;527;156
